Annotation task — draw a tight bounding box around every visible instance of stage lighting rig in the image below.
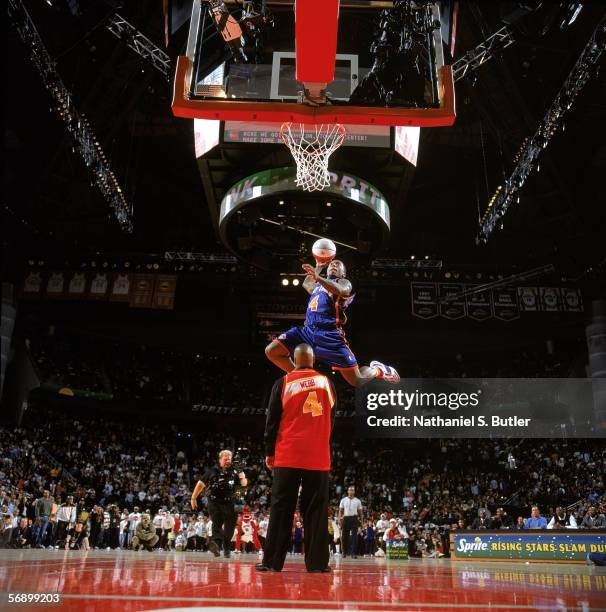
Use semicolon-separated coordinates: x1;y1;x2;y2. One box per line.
477;16;605;244
106;14;171;79
8;0;133;231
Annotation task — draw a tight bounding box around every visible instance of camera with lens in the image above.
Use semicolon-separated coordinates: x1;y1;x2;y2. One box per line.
232;447;249;473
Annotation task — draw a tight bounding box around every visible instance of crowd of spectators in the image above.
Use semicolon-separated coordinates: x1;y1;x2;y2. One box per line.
26;327;268;406
1;404;604;556
25;324;579;411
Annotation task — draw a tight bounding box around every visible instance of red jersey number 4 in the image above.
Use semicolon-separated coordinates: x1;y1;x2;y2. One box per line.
302;391;323;417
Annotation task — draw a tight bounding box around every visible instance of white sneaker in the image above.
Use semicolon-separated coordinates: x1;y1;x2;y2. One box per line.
370;360;400;384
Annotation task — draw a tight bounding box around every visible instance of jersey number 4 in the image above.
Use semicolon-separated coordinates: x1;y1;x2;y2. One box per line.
309;295;320;312
302;391;323;417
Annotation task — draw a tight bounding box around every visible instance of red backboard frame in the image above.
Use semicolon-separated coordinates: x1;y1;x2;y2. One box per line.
172;56;456;128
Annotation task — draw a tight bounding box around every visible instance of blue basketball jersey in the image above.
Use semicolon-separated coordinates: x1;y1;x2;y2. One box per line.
305;282;353;329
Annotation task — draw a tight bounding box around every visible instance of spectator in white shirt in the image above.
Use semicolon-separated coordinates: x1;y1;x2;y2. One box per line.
127;507;141;549
119;511;129;548
195;516;207;551
153;511;164;545
161;511;175;550
547;507;578;529
375;513;389;549
55;496;76;548
258;514;269;550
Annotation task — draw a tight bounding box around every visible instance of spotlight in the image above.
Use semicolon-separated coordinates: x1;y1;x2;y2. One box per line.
410;255;415;260
292;278;300;286
425;255;429;260
282;278;289;286
278;200;285;205
445;272;451;279
326;202;332;207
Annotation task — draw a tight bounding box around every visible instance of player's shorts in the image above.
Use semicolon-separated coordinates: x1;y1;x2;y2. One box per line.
275;325;358;370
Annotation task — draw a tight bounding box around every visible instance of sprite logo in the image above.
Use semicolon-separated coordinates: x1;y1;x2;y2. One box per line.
456;536;489;553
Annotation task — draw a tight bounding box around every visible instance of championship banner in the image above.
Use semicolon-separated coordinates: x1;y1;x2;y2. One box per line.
561;287;583;313
518;287;538;312
492;288;519;321
45;272;66;299
386;540;409;560
451;531;606;563
109;274;131;303
410;283;438;319
66;272;88;299
439;284;466;320
466;287;492;321
129;274;156;308
539;287;561;312
22;271;44;299
152;275;177;310
88;273;110;300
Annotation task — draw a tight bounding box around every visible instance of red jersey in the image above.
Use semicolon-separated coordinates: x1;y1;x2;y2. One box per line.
266;368;335;471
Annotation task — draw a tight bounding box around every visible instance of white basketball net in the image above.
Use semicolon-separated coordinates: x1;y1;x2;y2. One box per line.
280;122;346;192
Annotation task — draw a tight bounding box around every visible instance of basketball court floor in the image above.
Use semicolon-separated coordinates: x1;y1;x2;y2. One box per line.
1;550;605;611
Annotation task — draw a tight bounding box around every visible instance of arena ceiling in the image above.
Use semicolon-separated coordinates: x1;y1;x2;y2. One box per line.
5;1;606;278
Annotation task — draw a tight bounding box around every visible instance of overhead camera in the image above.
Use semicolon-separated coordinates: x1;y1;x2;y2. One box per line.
350;0;441;108
203;0;273;64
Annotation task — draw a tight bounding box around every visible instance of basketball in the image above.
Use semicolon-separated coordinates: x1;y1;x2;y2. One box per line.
312;238;337;264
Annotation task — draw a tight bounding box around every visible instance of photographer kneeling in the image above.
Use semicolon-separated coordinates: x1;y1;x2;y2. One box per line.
191;450;247;558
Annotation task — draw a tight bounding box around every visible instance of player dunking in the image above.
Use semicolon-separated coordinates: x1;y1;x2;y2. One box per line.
265;260;399;386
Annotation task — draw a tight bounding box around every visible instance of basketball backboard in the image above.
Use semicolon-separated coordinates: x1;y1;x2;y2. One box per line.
172;0;455;128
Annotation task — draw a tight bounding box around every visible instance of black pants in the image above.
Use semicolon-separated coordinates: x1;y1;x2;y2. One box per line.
55;521;69;546
342;516;359;556
208;500;236;552
109;527;120;549
263;467;329;572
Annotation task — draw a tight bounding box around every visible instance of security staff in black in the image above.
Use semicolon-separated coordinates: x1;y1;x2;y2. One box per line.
191;450;247;558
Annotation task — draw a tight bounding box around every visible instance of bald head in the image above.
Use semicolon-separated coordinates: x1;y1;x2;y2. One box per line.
294;343;314;368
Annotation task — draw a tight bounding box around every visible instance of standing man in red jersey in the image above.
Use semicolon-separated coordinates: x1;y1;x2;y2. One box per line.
256;343;335;573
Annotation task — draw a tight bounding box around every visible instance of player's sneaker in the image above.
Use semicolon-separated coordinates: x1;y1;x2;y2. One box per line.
370;360;400;384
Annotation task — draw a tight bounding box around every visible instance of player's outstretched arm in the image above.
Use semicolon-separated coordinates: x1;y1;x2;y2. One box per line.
302;264;351;297
302;262;327;294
